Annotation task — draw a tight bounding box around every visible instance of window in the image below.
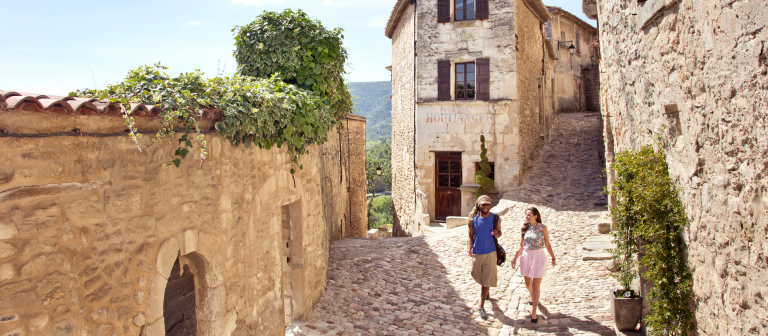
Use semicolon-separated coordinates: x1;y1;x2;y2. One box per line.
475;162;495;181
575;31;581;54
455;0;475;21
455;62;476;100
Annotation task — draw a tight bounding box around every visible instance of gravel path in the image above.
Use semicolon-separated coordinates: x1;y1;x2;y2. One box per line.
290;113;616;336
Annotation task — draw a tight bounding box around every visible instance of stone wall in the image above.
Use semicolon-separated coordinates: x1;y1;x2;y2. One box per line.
515;0;551;178
415;0;517;102
581;64;600;112
0;109;366;336
594;0;768;333
389;3;425;237
545;9;597;114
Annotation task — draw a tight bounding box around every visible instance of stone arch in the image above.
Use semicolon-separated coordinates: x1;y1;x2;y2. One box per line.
143;230;235;336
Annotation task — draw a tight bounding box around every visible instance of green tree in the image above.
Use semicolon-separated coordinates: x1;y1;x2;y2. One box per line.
233;9;353;120
369;195;393;229
366;158;392;226
475;135;495;198
366;139;391;160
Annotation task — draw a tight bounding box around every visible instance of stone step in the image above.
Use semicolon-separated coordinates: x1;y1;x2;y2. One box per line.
596;219;613;234
582;251;612;261
583;241;615;252
446;217;468;230
585;235;612;242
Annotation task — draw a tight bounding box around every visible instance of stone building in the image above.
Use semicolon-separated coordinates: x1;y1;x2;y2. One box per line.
586;0;767;334
545;6;599;113
385;0;557;236
0;91;367;336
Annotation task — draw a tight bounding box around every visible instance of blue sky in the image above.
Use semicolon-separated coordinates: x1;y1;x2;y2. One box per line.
0;0;594;96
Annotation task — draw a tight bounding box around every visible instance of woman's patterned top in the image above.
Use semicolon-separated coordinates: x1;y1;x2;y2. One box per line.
523;223;546;250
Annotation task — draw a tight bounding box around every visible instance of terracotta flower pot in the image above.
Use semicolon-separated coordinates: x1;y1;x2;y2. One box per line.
610;290;642;331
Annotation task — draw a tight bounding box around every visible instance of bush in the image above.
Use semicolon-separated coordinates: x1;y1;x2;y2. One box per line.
233;9;353;120
610;145;693;335
369;196;393;228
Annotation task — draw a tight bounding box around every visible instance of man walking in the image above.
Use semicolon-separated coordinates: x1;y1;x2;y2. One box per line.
467;195;502;319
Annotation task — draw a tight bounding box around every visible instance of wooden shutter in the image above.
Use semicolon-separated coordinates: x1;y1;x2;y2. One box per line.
476;58;490;101
438;60;451;101
476;0;489;20
437;0;450;23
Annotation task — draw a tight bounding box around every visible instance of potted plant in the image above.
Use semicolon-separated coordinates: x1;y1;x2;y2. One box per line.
608;153;643;332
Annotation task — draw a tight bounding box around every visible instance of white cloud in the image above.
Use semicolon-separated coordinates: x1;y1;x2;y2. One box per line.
230;0;286;6
323;0;344;6
186;21;201;26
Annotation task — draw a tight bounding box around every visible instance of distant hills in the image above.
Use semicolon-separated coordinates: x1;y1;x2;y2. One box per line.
349;81;391;143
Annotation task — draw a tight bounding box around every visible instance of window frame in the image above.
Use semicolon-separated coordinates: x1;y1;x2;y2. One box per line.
454;0;476;21
455;61;476;101
474;162;495;182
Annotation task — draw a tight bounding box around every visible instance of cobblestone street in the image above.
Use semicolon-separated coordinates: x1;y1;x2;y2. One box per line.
290;113;616;335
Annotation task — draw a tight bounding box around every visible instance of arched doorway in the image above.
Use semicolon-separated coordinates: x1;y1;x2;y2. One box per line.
163;257;197;336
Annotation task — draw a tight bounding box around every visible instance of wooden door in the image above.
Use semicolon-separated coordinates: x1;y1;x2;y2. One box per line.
164;257;197;336
435;153;462;220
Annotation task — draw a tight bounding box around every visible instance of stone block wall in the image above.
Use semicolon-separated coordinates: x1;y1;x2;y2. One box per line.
415;0;518;102
581;64;600;112
594;0;768;333
389;3;425;237
0;109;366;336
515;0;550;177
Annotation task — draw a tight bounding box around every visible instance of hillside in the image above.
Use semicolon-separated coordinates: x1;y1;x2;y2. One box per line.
349;81;391;142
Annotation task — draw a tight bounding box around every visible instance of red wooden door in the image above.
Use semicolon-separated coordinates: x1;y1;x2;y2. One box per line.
435;153;462;219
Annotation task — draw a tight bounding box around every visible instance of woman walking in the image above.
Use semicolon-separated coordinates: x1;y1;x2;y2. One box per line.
511;207;556;323
467;195;502;319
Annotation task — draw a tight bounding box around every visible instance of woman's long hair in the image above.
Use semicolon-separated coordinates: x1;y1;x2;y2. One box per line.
522;207;542;238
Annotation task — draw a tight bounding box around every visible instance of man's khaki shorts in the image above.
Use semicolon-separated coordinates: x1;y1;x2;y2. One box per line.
471;252;498;287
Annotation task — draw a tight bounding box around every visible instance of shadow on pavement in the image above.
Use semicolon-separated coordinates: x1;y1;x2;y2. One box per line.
303;236;490;335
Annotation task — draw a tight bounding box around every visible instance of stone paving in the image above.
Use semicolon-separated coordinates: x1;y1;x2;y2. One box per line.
290;113;616;335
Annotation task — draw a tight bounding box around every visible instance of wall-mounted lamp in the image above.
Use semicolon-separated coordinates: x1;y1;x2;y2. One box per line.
376;167;382;176
558;40;577;56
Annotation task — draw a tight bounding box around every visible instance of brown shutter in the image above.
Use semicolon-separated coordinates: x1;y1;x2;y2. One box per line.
437;0;450;23
476;0;489;20
476;58;490;101
438;60;451;101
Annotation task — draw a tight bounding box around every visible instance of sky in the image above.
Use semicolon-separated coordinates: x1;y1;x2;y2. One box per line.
0;0;595;96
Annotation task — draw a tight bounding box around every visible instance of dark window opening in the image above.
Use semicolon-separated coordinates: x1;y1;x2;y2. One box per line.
455;0;475;21
455;62;476;100
475;162;495;181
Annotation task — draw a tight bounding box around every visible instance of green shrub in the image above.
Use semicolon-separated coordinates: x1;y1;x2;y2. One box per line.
610;145;693;335
475;135;495;198
369;196;393;229
233;9;353;121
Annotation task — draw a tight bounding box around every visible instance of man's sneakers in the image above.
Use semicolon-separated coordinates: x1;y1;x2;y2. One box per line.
478;307;488;319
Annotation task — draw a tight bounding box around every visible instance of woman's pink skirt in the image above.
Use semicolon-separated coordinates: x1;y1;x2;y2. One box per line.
520;249;547;278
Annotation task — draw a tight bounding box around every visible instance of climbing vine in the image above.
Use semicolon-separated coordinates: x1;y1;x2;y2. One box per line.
74;63;335;171
475;135;495;198
233;9;353;120
609;145;694;335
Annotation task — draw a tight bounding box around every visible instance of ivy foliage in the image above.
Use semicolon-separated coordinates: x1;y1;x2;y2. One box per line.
74;63;335;171
609;145;694;335
233;9;353;120
475;135;495;198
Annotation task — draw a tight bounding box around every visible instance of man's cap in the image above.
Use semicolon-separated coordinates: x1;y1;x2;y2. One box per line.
476;195;492;205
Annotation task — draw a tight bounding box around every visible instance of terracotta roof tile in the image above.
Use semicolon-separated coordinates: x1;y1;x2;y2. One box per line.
0;90;216;120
